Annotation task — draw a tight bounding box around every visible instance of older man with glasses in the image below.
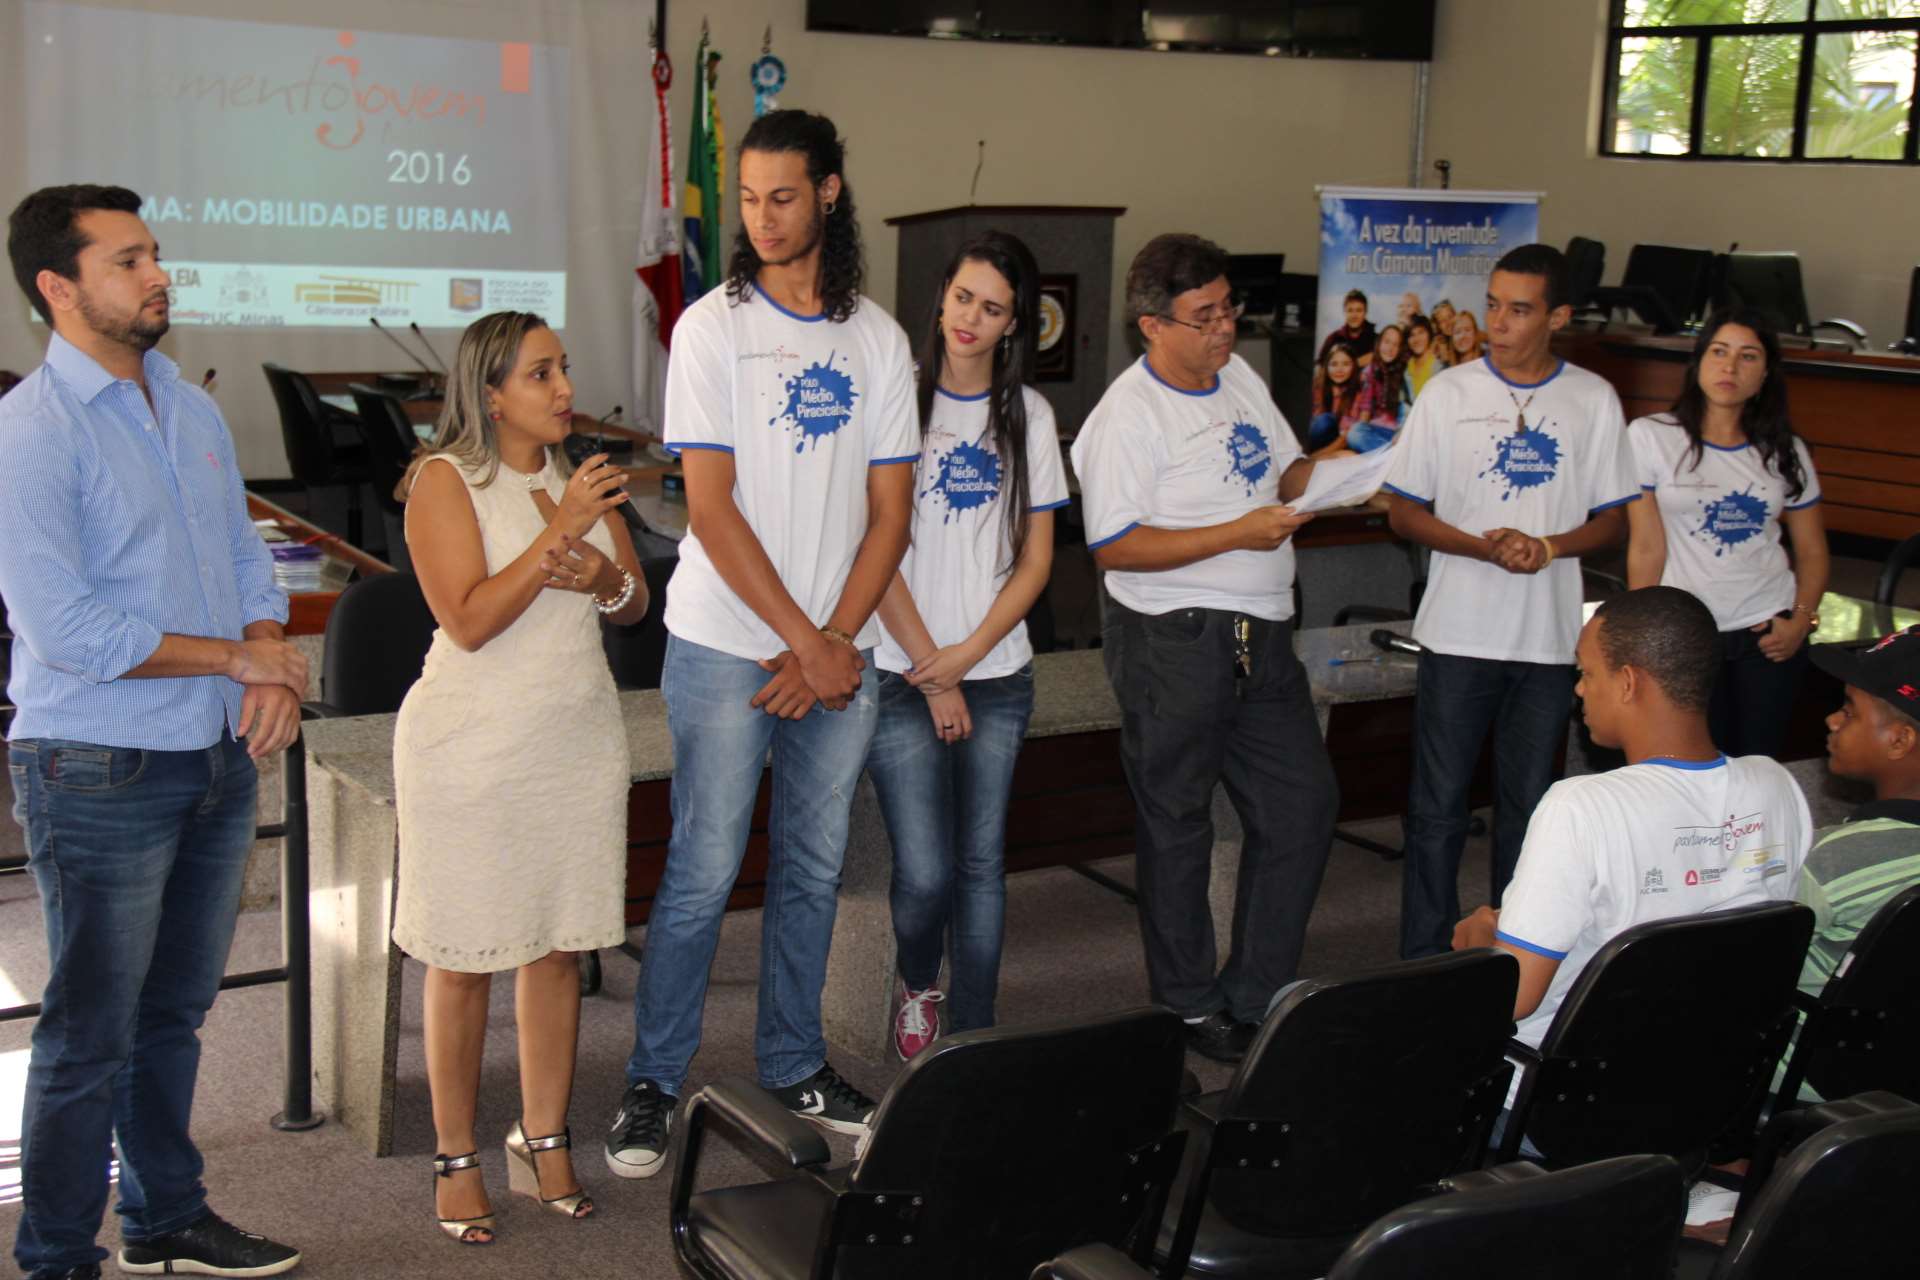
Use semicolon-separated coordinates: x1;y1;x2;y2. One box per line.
1071;232;1336;1063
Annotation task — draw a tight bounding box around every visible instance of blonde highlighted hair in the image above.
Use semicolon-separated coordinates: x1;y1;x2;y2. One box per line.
404;310;571;493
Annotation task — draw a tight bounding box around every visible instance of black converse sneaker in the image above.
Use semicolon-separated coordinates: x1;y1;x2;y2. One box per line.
117;1211;300;1276
768;1061;877;1136
605;1079;676;1179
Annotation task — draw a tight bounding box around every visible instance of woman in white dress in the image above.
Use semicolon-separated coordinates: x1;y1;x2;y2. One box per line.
394;311;648;1244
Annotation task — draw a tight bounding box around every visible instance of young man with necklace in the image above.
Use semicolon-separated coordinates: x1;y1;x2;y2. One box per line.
1384;243;1640;960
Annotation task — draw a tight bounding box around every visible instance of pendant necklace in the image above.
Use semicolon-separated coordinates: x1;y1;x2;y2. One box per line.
1505;386;1539;434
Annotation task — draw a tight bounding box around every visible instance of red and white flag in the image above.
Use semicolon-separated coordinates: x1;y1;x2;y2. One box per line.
632;44;683;439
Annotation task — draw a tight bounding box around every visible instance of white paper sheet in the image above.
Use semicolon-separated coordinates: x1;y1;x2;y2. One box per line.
1291;445;1398;514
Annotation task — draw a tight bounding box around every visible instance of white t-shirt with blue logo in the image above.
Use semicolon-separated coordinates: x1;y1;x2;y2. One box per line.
1383;357;1638;665
877;385;1072;680
1627;414;1821;632
662;287;918;661
1498;754;1811;1054
1071;354;1305;621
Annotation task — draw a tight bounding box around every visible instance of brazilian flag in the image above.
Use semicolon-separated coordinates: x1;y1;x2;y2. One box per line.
682;34;724;302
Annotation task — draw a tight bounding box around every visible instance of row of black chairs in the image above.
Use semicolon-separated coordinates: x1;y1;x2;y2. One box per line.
261;364;422;569
1046;1091;1920;1279
667;890;1920;1279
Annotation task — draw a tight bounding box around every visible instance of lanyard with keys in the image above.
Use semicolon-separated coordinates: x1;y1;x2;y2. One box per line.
1233;615;1253;692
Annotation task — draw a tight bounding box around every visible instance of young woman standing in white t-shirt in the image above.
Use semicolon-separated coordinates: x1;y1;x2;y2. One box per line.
1625;309;1829;758
868;231;1070;1059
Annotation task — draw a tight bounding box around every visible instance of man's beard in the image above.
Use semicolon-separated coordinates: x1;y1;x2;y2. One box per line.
78;287;169;352
756;204;826;269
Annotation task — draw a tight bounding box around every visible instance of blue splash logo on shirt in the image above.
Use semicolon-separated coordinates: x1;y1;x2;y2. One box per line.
1694;487;1770;554
1479;428;1561;499
1222;422;1272;494
770;353;858;452
923;440;1002;520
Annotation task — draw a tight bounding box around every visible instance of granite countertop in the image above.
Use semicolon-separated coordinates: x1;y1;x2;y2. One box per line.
303;624;1420;803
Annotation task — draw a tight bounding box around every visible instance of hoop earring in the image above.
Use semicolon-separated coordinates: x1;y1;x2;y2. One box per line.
823;200;837;216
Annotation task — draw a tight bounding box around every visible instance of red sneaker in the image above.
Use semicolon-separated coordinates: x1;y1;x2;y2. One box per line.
894;983;946;1061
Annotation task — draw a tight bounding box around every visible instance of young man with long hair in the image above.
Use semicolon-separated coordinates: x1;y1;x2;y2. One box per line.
607;111;916;1177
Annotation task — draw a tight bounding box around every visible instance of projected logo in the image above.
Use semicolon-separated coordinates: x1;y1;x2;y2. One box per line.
450;278;483;312
294;275;420;306
218;268;269;310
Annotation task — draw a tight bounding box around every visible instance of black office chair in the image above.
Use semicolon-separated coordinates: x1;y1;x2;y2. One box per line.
600;555;676;690
1500;902;1814;1174
302;572;436;719
1564;236;1606;312
263;363;374;550
1686;1091;1920;1279
671;1008;1189;1279
346;383;426;572
1324;1154;1683;1280
1889;266;1920;354
1875;532;1920;607
1156;950;1519;1279
1773;884;1920;1111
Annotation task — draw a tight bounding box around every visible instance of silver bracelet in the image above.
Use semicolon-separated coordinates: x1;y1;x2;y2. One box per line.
593;566;637;615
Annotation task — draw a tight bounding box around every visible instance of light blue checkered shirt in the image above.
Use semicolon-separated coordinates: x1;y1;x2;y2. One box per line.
0;333;287;749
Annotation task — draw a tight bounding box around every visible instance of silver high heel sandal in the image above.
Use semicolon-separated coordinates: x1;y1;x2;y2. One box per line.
505;1120;594;1219
432;1152;496;1245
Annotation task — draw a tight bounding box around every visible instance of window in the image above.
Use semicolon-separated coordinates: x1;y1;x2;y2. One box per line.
1603;1;1920;162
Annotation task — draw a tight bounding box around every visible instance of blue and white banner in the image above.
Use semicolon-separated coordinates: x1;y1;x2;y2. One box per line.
1310;187;1541;454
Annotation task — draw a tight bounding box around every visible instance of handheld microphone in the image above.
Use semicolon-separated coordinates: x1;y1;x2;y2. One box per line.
1370;629;1423;656
409;323;450;374
562;418;645;535
369;317;436;380
200;368;217;390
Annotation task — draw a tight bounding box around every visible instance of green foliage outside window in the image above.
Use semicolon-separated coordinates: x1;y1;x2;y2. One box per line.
1607;0;1920;161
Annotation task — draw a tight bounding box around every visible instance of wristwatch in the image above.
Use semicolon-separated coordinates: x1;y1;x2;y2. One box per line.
819;625;857;648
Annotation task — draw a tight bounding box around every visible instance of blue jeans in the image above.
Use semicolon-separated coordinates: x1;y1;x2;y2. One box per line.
627;635;879;1097
866;667;1036;1033
9;735;258;1277
1399;652;1575;959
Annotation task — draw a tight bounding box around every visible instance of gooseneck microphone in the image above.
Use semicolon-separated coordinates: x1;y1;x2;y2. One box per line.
369;316;436;380
409;323;450;374
1371;629;1424;656
200;368;217;390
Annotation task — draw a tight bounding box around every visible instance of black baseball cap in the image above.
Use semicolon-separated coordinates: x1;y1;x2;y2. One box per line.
1811;624;1920;718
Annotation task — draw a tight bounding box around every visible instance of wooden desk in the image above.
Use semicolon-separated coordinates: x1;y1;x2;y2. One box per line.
247;492;392;636
1554;331;1920;540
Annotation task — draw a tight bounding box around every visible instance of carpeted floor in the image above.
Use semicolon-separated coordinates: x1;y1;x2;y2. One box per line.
0;811;1461;1280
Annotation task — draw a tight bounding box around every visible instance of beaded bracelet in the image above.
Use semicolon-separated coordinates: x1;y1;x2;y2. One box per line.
593;566;637;615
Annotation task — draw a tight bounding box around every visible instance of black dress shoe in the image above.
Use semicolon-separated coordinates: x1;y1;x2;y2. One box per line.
118;1211;301;1276
1183;1011;1256;1063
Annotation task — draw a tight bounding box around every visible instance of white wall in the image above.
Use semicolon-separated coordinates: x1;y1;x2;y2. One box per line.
0;0;1419;477
1424;0;1917;343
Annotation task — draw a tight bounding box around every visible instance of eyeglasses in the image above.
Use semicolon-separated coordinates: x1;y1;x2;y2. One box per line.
1159;294;1246;333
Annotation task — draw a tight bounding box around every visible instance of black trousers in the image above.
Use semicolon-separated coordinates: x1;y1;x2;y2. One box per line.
1102;599;1337;1024
1707;624;1811;760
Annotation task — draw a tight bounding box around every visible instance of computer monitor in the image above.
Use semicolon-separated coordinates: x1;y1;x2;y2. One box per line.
1716;251;1815;339
1622;244;1716;328
1227;253;1286;318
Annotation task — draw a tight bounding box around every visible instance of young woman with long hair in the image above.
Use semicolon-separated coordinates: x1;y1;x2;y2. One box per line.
1306;341;1361;451
1626;307;1828;757
1345;321;1410;452
867;230;1070;1059
1449;309;1485;363
394;310;648;1243
1404;314;1442;397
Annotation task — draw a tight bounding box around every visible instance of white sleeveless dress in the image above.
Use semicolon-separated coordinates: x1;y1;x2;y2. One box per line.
391;451;630;973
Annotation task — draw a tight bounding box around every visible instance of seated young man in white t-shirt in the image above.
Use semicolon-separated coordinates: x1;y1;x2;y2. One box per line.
1453;586;1812;1052
1385;243;1640;961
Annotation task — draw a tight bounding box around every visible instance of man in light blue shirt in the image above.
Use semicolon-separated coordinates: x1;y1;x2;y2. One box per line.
1;185;306;1280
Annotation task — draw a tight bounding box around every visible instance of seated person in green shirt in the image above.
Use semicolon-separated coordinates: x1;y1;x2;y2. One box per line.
1801;624;1920;996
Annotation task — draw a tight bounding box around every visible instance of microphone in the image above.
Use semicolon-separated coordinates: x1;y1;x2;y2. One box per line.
562;414;645;535
369;317;436;380
200;368;217;390
409;323;450;374
1370;629;1423;656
